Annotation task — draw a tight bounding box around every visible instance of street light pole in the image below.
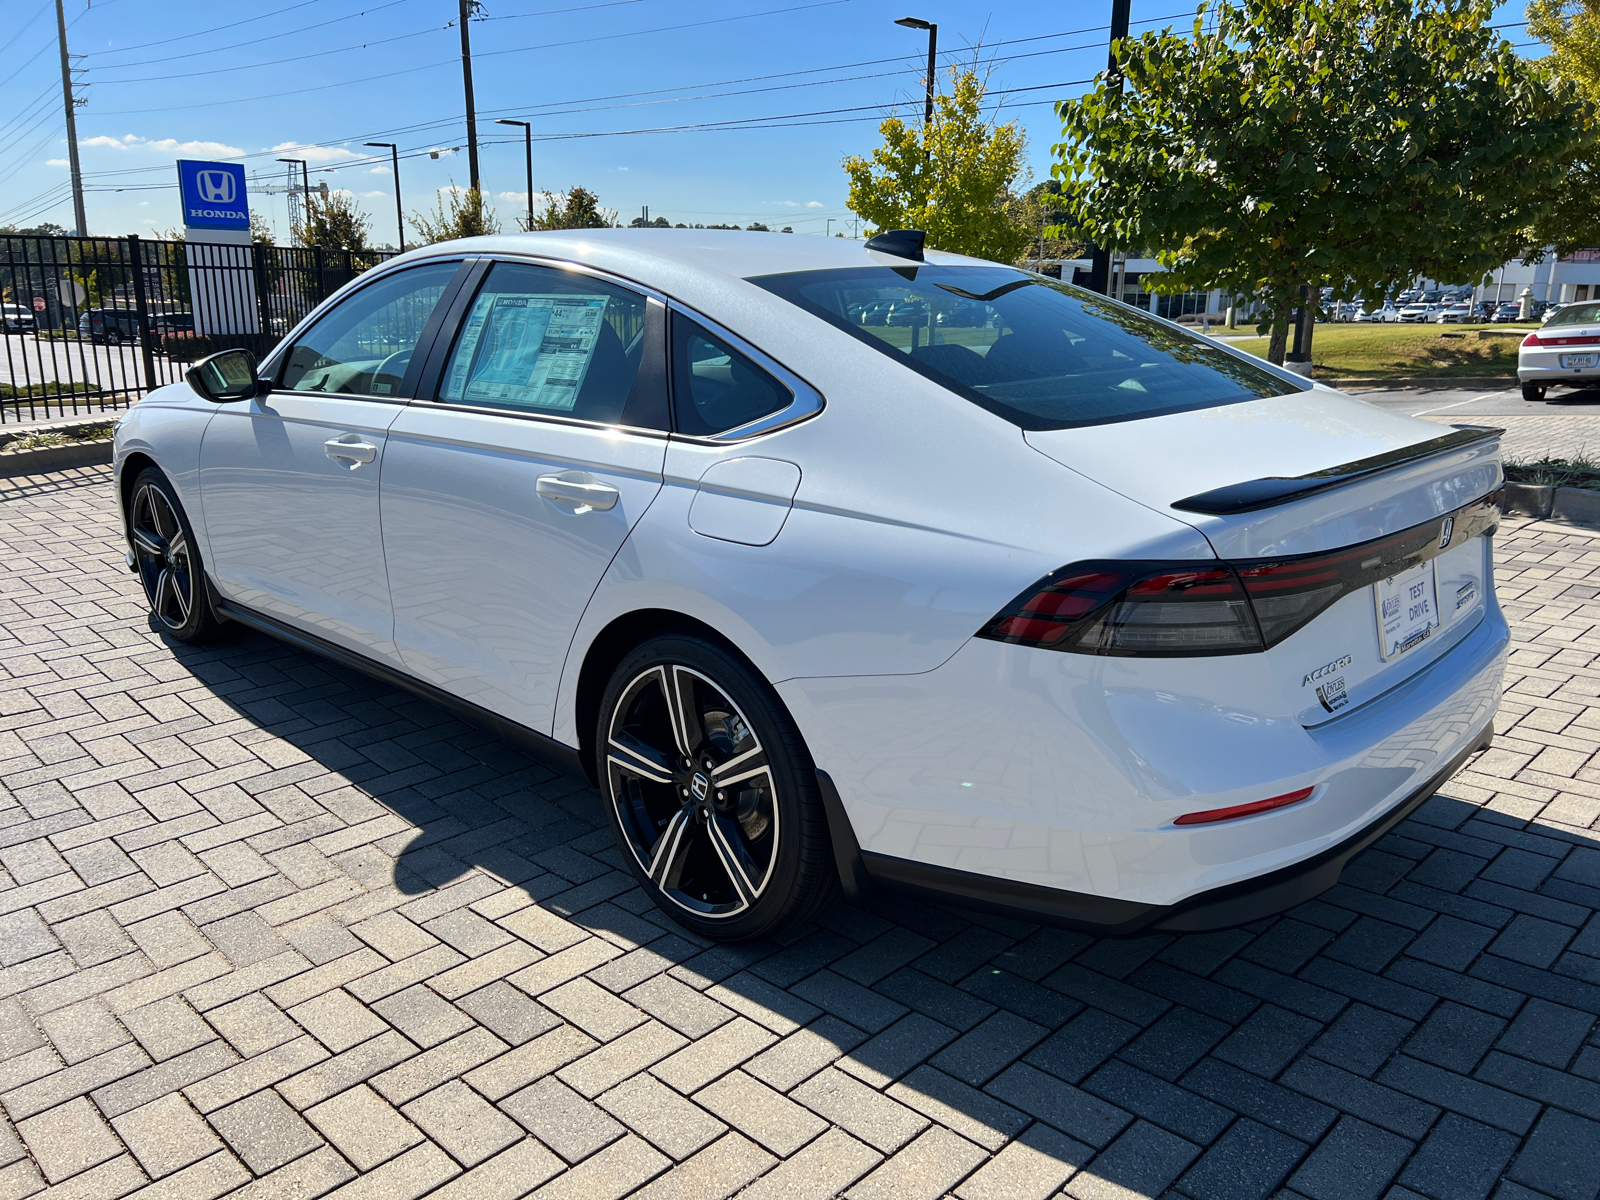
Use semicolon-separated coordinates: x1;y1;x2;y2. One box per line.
54;0;86;235
1087;0;1132;296
495;120;534;232
459;0;481;192
893;17;937;129
364;143;404;252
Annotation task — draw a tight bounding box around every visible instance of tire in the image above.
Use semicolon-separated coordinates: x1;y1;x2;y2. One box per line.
1522;382;1547;402
597;633;838;942
127;467;229;643
106;332;122;347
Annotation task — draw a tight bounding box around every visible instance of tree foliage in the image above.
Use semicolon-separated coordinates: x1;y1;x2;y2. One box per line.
296;191;372;253
411;184;501;244
1053;0;1585;361
532;186;616;230
844;67;1032;263
1525;0;1600;254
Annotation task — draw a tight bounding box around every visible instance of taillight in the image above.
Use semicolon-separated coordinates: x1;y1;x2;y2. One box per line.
980;562;1264;656
1522;333;1542;347
979;488;1502;657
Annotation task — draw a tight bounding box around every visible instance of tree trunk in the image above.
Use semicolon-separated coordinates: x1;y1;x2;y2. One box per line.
1300;301;1317;371
1267;312;1291;365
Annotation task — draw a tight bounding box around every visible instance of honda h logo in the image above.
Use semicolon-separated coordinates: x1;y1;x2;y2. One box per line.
196;170;236;204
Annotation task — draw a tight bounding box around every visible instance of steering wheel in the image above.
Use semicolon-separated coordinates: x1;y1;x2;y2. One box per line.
374;348;411;385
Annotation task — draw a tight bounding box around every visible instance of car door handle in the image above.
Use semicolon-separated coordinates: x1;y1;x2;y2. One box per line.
536;472;619;512
324;437;377;464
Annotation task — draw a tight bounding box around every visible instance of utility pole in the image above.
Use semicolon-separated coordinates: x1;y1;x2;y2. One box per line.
1087;0;1132;296
54;0;86;235
364;142;404;251
459;0;481;192
494;120;533;232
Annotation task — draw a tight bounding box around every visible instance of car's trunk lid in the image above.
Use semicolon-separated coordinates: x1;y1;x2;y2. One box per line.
1024;388;1503;724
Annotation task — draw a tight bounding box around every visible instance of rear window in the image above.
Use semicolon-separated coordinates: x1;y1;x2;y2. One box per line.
1548;302;1600;327
749;266;1297;430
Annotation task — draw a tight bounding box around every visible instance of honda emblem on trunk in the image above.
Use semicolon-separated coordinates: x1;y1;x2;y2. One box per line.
1439;517;1454;549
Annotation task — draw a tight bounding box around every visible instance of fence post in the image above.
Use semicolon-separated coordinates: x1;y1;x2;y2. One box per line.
314;246;326;304
127;234;159;396
252;242;272;355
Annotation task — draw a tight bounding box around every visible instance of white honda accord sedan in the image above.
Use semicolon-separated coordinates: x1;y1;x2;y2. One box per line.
113;230;1507;942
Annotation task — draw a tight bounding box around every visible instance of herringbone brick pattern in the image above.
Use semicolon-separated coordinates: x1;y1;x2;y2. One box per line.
1;464;1599;1200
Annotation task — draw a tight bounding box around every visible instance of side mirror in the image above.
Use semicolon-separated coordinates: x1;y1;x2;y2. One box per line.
186;348;265;403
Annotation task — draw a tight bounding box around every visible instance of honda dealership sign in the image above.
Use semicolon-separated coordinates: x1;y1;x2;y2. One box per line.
177;160;249;230
176;159;258;338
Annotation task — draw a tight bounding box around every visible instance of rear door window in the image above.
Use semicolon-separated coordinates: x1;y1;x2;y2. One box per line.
751;265;1298;430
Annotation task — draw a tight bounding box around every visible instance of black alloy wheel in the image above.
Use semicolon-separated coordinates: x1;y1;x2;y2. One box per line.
127;467;227;643
599;635;836;941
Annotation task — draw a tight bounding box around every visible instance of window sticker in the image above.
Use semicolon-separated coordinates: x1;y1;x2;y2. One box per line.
443;293;609;411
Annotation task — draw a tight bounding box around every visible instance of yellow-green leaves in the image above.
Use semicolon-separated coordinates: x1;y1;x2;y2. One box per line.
843;68;1033;264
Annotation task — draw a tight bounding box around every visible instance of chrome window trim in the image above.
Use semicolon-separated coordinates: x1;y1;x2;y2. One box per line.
665;300;825;443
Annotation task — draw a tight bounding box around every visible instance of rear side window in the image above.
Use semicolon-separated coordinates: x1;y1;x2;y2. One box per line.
438;261;649;423
750;265;1297;430
1548;302;1600;326
671;314;790;436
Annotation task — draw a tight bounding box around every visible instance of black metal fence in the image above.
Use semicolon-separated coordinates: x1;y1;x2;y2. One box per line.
0;233;396;425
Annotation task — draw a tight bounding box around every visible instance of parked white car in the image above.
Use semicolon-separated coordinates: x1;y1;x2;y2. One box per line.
1520;300;1600;401
1398;303;1435;323
114;231;1507;940
1361;303;1401;323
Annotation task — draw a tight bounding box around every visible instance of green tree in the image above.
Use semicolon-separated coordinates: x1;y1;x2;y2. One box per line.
532;186;616;230
297;191;372;252
844;66;1031;263
1525;0;1600;254
411;184;501;244
1054;0;1585;363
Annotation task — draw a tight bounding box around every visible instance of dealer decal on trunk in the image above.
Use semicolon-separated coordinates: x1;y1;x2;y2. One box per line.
1304;654;1354;713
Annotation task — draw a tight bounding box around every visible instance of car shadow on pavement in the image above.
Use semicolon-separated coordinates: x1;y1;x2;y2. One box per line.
164;621;1600;1200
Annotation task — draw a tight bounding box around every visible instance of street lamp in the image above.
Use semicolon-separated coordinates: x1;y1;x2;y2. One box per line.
364;142;404;252
894;16;937;129
276;157;310;243
825;218;833;238
495;119;534;232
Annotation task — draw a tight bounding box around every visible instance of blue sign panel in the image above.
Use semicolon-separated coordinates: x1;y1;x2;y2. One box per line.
177;160;249;230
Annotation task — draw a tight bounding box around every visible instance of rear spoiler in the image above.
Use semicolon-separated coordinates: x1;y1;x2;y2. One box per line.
1171;425;1502;516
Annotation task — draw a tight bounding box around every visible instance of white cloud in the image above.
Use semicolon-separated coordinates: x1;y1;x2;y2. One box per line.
495;190;529;205
361;190;388;199
271;140;358;163
806;201;824;208
369;166;390;174
615;166;629;171
46;157;67;167
81;133;246;157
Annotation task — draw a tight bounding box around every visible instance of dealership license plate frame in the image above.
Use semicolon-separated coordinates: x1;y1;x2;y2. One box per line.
1561;353;1598;369
1375;559;1441;661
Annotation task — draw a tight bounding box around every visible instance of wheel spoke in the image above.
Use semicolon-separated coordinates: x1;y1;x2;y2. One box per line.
149;490;176;540
608;731;675;784
154;568;175;621
130;525;165;558
711;745;769;788
705;812;759;904
647;807;694;888
661;666;703;759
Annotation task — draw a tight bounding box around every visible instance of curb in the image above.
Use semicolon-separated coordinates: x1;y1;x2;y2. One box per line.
1503;482;1600;527
1326;376;1517;390
0;439;113;477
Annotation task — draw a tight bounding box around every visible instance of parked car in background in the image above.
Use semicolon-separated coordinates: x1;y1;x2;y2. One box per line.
1492;304;1525;324
1361;302;1401;323
1399;303;1435;323
78;308;145;345
1542;303;1567;323
2;305;36;332
113;229;1508;942
1435;303;1475;324
1520;300;1600;401
150;312;195;336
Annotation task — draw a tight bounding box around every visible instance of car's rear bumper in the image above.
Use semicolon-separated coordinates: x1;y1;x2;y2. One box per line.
849;717;1492;935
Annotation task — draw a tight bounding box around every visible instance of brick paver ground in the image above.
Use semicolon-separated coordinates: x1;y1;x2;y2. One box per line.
3;463;1600;1200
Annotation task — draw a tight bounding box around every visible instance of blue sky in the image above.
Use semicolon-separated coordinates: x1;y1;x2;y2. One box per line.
0;0;1537;244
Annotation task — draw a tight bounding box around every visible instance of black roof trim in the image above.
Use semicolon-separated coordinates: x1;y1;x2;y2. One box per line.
1171;425;1503;515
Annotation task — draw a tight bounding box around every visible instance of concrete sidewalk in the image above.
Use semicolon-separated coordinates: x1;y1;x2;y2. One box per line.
0;467;1599;1200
